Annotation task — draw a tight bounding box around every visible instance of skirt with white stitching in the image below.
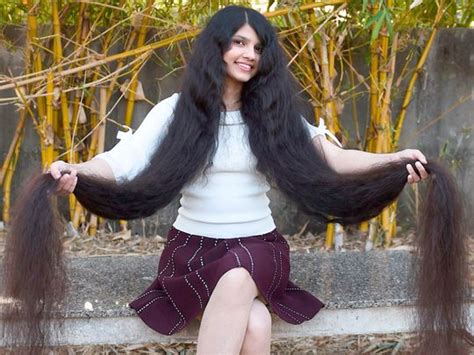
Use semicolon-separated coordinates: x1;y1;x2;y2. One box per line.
128;226;325;335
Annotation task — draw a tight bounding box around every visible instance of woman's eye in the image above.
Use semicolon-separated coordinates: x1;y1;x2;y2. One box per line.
255;46;263;54
233;39;245;46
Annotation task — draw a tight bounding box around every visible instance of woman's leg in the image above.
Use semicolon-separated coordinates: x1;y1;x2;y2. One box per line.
240;298;272;355
196;267;259;355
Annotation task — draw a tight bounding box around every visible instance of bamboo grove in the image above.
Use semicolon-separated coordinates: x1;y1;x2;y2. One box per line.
0;0;472;248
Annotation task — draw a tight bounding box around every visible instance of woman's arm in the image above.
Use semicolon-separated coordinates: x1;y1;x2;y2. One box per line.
313;136;429;184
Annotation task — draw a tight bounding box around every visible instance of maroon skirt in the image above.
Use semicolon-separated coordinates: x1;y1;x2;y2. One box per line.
129;227;324;335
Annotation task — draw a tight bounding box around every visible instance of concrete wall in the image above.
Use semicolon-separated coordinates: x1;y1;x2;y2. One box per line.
0;28;472;236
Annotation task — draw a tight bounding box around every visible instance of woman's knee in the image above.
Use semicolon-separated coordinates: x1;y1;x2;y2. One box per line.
216;267;259;299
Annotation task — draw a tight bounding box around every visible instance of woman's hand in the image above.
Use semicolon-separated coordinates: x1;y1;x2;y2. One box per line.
47;160;78;195
396;149;429;184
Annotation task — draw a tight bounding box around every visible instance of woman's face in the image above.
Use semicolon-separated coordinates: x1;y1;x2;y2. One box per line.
223;24;262;84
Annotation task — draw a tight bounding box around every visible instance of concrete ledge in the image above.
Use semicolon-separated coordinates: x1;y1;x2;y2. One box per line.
1;250;473;345
46;306;441;345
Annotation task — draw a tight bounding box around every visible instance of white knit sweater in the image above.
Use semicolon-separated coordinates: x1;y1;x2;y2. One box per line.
95;93;334;238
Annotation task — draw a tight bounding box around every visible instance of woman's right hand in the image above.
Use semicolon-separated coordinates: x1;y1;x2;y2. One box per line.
47;161;78;195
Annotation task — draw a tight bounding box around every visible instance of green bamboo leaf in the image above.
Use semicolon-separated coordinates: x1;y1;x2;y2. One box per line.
386;12;394;38
371;9;386;43
365;10;383;28
362;0;368;12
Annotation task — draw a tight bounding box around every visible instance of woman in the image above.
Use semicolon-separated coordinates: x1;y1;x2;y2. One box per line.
4;5;469;355
48;6;428;354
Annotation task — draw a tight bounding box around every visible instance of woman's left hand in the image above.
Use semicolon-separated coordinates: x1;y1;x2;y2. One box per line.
396;149;429;184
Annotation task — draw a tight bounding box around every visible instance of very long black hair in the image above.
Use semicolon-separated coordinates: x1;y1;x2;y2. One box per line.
2;5;472;354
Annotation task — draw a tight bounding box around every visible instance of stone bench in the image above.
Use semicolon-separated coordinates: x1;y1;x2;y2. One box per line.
1;250;473;346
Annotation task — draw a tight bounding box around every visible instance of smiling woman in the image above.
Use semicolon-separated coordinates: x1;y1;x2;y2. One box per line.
223;25;262;83
2;5;472;355
221;24;264;113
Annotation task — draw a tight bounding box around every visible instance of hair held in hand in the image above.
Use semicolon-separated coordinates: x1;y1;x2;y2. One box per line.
2;155;472;354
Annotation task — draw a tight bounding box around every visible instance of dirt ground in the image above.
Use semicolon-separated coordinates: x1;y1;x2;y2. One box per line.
0;225;472;354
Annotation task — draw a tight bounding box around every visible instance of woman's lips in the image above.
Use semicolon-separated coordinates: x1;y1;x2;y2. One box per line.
236;62;252;72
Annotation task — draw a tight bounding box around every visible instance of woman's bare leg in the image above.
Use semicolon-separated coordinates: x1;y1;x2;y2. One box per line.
196;267;259;355
240;298;272;355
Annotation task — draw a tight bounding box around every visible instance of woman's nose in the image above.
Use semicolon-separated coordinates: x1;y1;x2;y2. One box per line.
243;46;256;60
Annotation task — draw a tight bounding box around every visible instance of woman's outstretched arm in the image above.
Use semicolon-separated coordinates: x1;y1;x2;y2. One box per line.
313;136;429;183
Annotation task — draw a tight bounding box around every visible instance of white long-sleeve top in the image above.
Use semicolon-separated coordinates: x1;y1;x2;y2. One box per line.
94;93;336;238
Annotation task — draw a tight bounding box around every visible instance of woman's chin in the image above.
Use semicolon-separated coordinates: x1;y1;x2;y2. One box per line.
229;73;253;83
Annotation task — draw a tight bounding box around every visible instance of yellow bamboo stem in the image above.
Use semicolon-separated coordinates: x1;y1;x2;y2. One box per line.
366;4;380;152
360;221;369;233
325;222;334;249
2;109;26;224
264;0;346;18
72;204;83;229
385;202;397;246
347;44;362;148
380;33;399;245
45;72;55;168
88;87;107;236
124;0;155;127
51;0;64;163
60;89;76;220
0;103;27;187
69;2;88;170
317;25;343;249
26;0;47;163
319;30;340;132
367;217;378;248
51;0;63;63
328;36;336;79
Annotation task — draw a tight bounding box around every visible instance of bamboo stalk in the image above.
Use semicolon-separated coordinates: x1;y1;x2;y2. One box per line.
325;222;334;250
348;39;369;235
313;19;345;249
26;0;47;164
51;0;63;63
347;43;362;149
380;32;399;246
51;0;64;165
0;110;27;186
365;217;378;251
366;4;380;152
123;0;155;127
264;0;346;18
69;1;88;163
2;109;26;224
319;30;340;132
44;72;55;167
89;87;108;236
